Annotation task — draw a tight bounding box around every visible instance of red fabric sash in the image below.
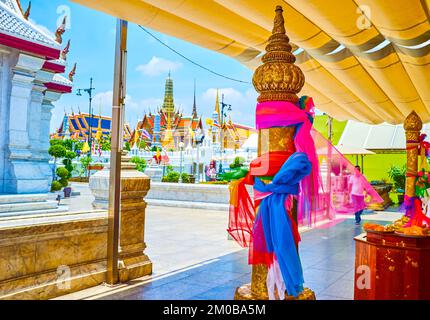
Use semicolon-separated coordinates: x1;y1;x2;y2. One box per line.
227;150;297;264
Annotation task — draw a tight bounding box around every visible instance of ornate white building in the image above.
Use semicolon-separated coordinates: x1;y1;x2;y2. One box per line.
0;0;73;194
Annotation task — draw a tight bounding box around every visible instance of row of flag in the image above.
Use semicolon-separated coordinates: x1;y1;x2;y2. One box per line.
81;140;102;156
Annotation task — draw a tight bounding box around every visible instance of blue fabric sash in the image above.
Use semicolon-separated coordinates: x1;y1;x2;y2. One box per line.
253;152;312;297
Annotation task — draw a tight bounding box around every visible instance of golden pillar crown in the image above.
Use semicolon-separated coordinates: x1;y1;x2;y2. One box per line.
404;111;423;132
253;6;305;103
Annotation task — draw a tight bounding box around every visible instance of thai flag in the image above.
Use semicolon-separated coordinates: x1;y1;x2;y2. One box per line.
205;118;221;128
140;129;153;141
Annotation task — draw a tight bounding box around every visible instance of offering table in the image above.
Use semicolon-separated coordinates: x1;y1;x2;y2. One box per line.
354;231;430;300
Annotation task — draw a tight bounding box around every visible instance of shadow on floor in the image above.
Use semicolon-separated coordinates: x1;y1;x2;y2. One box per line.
97;219;386;300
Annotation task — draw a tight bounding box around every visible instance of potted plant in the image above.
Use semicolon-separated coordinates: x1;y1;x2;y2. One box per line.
56;167;72;198
387;165;406;204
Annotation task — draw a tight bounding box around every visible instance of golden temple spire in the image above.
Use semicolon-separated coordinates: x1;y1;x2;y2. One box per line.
252;5;304;103
162;73;175;115
215;89;220;124
192;79;198;119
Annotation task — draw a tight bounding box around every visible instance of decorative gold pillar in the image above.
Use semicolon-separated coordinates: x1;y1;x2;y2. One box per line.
404;111;423;198
117;152;153;282
234;6;314;300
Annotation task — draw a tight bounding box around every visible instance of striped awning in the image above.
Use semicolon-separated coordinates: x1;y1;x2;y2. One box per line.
71;0;430;124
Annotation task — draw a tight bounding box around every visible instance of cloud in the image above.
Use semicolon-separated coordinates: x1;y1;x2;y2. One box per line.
136;56;182;76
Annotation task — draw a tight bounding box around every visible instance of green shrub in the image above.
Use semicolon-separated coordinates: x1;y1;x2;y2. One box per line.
48;144;67;159
130;156;147;172
65;151;77;160
59;178;69;188
62;139;74;151
181;173;190;183
51;181;62;192
387;165;406;192
230;156;246;169
166;165;174;174
162;171;180;183
50;139;63;146
56;167;69;179
62;159;73;179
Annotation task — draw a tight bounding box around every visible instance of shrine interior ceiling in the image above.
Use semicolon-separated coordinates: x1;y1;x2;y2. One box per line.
71;0;430;124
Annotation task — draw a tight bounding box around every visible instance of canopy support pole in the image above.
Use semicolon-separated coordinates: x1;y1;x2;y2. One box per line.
404;111;422;199
106;19;128;286
327;116;333;219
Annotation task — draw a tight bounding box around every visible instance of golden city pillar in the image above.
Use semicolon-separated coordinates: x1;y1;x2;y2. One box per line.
404;111;423;197
234;6;314;300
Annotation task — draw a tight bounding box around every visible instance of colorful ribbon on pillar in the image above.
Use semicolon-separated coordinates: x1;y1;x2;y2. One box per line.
254;152;311;298
227;97;321;299
256;97;321;225
403;195;430;227
406;133;430;172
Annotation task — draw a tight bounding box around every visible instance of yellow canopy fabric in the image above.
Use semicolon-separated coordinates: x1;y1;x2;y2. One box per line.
71;0;430;124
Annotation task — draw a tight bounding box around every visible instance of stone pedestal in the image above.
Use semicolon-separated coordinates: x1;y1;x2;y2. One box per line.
89;166;111;209
144;164;163;182
117;153;152;282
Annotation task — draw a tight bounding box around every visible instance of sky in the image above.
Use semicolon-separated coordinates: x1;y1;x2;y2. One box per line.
28;0;258;132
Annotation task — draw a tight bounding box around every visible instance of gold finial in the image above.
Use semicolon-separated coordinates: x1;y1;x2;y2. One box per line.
55;16;67;44
16;0;24;15
404;111;423;132
61;39;70;60
23;1;31;20
68;62;76;81
253;6;305;103
272;6;286;35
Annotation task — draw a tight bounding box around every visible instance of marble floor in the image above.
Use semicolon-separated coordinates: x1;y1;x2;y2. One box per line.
57;208;400;300
95;218;390;300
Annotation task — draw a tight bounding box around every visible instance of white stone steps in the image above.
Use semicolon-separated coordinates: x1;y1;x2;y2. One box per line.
146;199;229;211
0;193;48;204
0;206;70;220
0;199;59;214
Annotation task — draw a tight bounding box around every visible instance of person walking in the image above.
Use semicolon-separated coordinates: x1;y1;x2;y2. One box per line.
348;165;367;225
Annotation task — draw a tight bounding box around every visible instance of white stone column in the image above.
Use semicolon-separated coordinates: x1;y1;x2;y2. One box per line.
0;48;14;193
38;90;61;186
4;53;47;194
28;83;45;160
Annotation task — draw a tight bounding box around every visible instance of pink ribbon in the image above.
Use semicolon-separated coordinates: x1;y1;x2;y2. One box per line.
255;99;321;225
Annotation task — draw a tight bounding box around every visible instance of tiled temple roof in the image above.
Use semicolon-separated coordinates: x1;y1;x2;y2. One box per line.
0;0;59;49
